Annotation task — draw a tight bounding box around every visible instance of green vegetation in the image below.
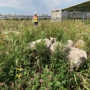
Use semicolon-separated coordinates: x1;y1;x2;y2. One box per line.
0;19;90;90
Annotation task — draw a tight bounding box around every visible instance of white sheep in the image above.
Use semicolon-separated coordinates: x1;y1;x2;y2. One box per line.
50;42;63;53
66;39;85;49
64;39;87;71
66;40;74;47
27;39;41;49
49;37;56;44
66;46;87;71
50;39;73;53
74;39;85;49
68;48;87;71
27;37;56;50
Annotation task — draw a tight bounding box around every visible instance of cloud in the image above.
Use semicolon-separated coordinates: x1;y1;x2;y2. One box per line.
0;0;25;10
0;0;85;15
40;0;62;9
0;0;48;15
40;0;85;9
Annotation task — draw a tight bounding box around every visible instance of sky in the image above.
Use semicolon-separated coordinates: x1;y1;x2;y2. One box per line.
0;0;87;15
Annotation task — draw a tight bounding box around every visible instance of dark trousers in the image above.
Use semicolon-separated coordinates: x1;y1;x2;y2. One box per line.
34;22;38;26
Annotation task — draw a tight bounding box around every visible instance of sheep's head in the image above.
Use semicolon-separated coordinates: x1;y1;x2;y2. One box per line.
74;39;85;49
63;40;73;53
50;37;56;44
66;40;74;47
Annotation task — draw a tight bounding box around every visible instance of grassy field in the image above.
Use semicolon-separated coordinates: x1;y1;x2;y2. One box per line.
0;19;90;90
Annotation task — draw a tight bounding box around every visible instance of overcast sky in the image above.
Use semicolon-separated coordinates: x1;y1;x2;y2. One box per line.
0;0;86;15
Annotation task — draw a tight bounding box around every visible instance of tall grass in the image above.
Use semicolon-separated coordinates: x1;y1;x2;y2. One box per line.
0;19;90;90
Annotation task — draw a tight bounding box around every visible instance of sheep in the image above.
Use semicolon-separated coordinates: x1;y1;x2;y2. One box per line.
66;39;85;49
46;37;56;49
66;40;74;47
50;42;63;53
49;37;56;44
27;37;56;50
27;39;41;49
50;39;73;53
64;40;74;53
50;39;86;71
64;39;87;71
67;47;87;71
9;31;20;35
49;38;87;71
2;31;20;35
74;39;85;49
1;31;20;41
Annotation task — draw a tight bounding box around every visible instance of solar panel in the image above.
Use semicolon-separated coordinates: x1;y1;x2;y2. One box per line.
63;1;90;12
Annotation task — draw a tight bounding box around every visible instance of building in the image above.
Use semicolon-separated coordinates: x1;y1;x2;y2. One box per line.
51;9;68;22
51;0;90;22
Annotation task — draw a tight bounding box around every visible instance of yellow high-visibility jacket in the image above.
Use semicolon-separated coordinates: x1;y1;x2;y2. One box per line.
33;16;38;22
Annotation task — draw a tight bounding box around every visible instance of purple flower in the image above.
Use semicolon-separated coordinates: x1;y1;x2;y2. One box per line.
30;77;34;80
0;82;4;86
48;75;52;79
46;87;49;90
40;79;43;83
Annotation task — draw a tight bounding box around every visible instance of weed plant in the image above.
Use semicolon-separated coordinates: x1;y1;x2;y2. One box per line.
0;19;90;90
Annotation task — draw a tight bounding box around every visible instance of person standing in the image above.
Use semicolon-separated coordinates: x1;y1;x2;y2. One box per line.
32;12;39;26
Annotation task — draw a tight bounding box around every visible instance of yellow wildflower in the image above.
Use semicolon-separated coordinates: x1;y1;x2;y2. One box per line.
16;68;23;71
16;74;22;78
0;40;4;44
1;34;5;38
